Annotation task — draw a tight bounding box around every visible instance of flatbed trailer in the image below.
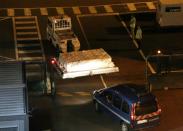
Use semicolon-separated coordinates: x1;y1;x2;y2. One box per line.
50;48;119;79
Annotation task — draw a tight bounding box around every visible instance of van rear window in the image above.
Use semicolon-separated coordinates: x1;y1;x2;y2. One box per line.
135;100;158;116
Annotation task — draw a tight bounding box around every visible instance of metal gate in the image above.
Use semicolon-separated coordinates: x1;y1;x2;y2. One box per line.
146;53;183;89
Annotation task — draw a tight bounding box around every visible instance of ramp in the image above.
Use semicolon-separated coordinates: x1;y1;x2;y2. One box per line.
13;16;45;81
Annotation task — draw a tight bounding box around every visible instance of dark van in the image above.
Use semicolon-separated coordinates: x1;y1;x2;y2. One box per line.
93;84;161;131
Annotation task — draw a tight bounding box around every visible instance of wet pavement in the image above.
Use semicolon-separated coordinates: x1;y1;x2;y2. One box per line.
28;72;183;131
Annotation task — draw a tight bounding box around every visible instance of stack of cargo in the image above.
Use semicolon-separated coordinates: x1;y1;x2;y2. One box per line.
58;48;119;78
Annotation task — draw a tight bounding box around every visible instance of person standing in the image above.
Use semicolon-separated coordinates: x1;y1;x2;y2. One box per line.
135;26;142;50
130;15;136;39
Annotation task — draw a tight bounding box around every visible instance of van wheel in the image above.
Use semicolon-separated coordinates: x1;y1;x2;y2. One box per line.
120;122;130;131
94;101;101;113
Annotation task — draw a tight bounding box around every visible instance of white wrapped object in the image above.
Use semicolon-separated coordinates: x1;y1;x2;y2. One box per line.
58;48;119;78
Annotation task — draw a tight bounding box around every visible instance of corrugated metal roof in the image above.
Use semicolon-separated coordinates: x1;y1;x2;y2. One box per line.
0;62;24;85
0;87;25;116
0;61;27;116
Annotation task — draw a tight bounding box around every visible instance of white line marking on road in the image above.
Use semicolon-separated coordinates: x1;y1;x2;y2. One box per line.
19;57;43;61
100;75;107;88
16;26;37;29
75;92;91;96
41;129;51;131
76;15;108;88
35;16;45;61
56;7;64;15
14;16;34;19
0;1;157;16
16;37;39;41
78;12;119;17
88;6;97;14
16;32;37;35
146;2;156;10
78;14;156;75
127;3;136;11
17;43;40;48
7;9;14;16
24;8;31;16
15;21;35;24
18;50;42;54
104;5;114;13
72;7;81;15
12;17;18;60
57;92;73;97
76;15;91;48
119;16;155;74
0;17;11;21
13;16;45;62
40;8;48;15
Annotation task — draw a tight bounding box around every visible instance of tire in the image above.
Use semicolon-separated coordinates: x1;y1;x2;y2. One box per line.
120;121;131;131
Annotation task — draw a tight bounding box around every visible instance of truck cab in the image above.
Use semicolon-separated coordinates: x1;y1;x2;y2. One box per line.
156;0;183;27
47;15;80;53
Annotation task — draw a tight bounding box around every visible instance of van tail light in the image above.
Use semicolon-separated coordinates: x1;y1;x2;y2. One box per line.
51;58;57;65
131;113;135;121
131;103;136;121
51;59;56;64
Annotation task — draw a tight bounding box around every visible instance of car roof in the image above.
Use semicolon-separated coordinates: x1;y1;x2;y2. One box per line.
108;83;154;104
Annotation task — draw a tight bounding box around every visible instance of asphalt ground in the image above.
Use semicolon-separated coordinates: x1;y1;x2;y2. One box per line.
29;86;183;131
30;14;183;131
0;13;183;131
119;13;183;55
